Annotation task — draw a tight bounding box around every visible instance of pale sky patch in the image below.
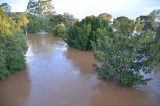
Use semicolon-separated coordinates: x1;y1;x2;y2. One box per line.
0;0;160;19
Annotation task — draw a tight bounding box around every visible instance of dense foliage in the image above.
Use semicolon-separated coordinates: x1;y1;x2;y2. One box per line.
51;23;66;37
93;17;160;87
64;15;112;50
0;10;27;79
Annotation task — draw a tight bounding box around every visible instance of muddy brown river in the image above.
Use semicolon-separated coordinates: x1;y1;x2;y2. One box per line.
0;34;160;106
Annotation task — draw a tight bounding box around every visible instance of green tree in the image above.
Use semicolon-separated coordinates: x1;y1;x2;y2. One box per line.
93;16;160;87
0;10;27;79
65;15;111;50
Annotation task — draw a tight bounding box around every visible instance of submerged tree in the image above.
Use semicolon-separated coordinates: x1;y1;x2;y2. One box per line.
93;16;160;87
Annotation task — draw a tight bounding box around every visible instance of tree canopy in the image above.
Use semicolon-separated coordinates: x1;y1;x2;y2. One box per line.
93;16;160;87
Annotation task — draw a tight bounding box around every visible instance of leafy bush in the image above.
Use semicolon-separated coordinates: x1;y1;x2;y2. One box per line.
52;23;66;37
0;10;27;79
93;17;160;87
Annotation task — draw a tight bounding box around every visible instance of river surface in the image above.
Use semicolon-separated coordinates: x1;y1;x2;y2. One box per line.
0;34;160;106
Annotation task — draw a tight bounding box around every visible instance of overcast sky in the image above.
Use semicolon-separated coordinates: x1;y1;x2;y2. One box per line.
0;0;160;19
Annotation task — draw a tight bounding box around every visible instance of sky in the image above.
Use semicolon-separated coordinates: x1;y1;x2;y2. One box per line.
0;0;160;19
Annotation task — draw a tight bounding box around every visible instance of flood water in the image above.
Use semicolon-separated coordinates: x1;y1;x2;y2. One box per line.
0;34;160;106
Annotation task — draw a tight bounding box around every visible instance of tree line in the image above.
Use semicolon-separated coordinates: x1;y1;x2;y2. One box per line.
65;13;160;87
26;0;78;35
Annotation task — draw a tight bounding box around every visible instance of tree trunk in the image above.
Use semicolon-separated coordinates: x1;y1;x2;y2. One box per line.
25;25;28;36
